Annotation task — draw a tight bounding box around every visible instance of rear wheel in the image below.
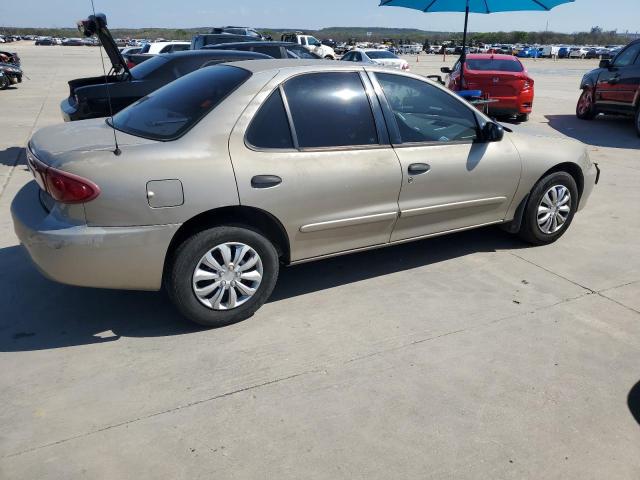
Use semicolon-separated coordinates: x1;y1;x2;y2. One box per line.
324;55;334;60
576;88;596;120
0;75;9;90
516;113;529;122
635;106;640;137
518;172;579;245
165;226;279;327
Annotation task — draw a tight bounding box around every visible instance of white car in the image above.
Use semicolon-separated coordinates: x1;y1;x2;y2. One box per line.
280;33;336;59
140;41;190;55
341;48;409;71
569;47;590;59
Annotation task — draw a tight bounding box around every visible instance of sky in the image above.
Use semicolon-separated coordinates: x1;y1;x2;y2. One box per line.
1;0;639;33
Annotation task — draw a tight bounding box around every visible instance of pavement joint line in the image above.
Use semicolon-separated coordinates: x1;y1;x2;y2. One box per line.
0;58;57;201
0;290;593;460
596;291;640;315
509;252;596;293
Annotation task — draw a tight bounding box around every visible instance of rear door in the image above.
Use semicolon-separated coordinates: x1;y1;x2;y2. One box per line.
370;71;521;241
229;70;403;262
596;42;640;112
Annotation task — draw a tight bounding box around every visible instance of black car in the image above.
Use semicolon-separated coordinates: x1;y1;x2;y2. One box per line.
61;14;271;121
202;41;320;59
577;39;640;136
35;37;54;46
191;33;258;50
0;63;23;89
0;50;20;66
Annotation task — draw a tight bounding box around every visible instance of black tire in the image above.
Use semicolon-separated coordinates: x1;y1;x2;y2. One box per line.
0;75;9;90
635;106;640;138
165;226;279;327
576;88;596;120
518;171;579;245
324;55;334;60
516;113;529;122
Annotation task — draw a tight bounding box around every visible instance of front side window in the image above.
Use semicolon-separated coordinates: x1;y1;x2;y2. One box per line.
307;36;321;46
376;72;478;143
613;43;640;67
246;89;293;149
283;72;378;148
110;65;251;141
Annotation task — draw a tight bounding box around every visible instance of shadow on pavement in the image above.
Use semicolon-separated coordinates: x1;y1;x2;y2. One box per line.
0;146;25;167
545;114;639;149
0;227;526;352
628;380;640;425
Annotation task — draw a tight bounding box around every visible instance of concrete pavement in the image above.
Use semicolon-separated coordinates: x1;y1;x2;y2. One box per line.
1;45;639;479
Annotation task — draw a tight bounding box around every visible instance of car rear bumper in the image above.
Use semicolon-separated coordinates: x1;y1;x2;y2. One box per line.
488;92;534;115
11;181;180;291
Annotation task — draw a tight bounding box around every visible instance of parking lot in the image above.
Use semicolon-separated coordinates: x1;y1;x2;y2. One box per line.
1;44;639;479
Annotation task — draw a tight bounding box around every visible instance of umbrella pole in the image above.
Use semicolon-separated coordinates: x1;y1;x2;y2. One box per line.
460;1;469;88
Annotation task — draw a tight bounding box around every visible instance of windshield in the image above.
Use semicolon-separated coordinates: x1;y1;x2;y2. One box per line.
466;59;523;72
109;65;251;141
366;50;398;60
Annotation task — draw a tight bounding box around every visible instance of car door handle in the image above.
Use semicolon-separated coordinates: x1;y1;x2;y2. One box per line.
251;175;282;189
608;75;620;84
408;163;431;175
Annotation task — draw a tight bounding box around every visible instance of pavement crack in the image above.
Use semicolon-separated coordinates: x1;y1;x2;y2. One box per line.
1;369;318;460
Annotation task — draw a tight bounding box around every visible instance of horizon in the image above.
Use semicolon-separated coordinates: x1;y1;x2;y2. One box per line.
1;0;639;35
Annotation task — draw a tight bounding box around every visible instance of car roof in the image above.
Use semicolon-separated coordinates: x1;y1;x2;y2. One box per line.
220;59;381;73
161;50;272;60
204;41;300;48
465;53;519;61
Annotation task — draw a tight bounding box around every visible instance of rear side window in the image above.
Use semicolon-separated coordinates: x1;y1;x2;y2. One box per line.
283;72;378;148
285;45;319;59
110;65;251;141
466;59;523;72
246;89;293;149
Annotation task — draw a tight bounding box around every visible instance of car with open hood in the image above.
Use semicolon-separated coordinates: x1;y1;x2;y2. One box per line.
61;13;271;121
13;60;599;327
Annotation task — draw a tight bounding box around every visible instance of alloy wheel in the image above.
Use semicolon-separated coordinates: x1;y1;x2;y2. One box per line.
537;185;571;234
192;242;263;310
577;90;592;116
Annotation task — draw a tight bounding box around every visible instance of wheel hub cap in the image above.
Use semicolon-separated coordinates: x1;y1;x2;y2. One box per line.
537;185;571;234
192;242;263;311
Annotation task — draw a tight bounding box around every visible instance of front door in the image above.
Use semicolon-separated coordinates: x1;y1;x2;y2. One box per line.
229;70;402;262
596;42;640;112
370;71;521;242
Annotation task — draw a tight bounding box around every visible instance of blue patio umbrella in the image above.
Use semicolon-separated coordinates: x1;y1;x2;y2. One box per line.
380;0;575;83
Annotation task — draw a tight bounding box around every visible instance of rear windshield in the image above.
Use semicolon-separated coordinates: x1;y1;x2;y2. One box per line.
366;51;397;59
466;59;523;72
109;65;251;141
129;55;170;80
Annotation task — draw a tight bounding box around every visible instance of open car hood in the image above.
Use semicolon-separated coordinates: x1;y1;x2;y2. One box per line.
77;13;129;76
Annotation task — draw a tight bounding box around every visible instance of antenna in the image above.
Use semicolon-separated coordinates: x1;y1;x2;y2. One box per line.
87;0;121;155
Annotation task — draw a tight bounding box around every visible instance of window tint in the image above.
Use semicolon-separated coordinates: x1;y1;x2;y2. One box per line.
466;59;523;72
341;52;353;61
171;44;190;52
130;55;171;80
376;73;478;143
110;65;251;141
284;72;378;148
252;46;282;58
613;43;640;67
246;89;293;149
354;52;362;61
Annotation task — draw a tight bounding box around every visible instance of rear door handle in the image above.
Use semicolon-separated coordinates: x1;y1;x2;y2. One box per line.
408;163;431;175
251;175;282;189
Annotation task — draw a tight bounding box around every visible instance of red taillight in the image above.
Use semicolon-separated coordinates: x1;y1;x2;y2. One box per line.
523;77;533;89
27;149;100;204
44;167;100;204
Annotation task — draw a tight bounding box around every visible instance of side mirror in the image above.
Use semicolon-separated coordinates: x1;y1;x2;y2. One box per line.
482;121;504;142
599;59;610;69
440;67;452;74
426;74;445;85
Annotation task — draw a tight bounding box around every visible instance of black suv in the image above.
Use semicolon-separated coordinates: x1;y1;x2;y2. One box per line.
202;41;320;59
577;39;640;136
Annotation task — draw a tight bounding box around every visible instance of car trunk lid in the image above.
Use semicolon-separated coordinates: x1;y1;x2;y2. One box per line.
77;13;130;77
464;70;524;97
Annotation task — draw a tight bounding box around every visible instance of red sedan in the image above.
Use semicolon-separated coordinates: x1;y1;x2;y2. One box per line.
443;54;534;122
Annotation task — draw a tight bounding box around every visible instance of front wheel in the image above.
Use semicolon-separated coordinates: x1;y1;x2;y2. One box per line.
324;55;334;60
518;172;579;245
635;107;640;138
516;113;529;122
165;226;279;327
0;75;9;90
576;88;596;120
